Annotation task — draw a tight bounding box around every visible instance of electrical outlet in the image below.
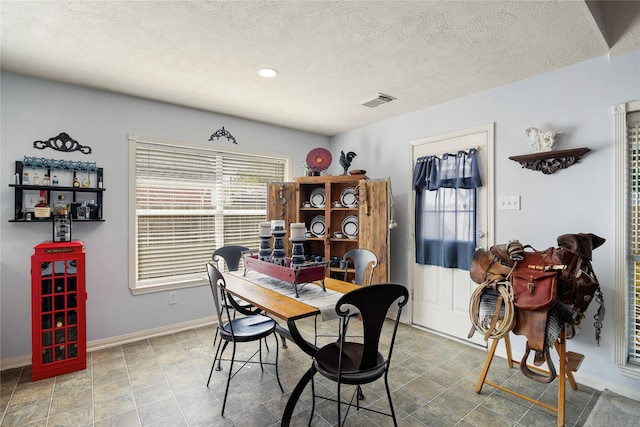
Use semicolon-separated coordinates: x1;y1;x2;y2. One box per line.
498;195;521;210
168;292;177;305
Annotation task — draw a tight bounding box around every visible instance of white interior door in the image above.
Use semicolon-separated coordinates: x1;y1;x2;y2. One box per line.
410;124;494;346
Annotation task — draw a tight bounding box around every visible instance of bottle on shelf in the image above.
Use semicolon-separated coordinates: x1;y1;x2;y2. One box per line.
52;175;59;186
55;313;65;328
53;214;71;242
81;175;90;188
72;176;80;188
77;200;89;220
54;195;68;215
33;173;39;185
22;172;30;185
34;190;51;219
43;175;50;186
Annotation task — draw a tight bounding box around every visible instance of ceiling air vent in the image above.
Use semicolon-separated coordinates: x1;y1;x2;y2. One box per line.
360;93;396;108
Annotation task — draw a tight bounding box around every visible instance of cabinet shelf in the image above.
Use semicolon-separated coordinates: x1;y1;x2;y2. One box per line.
267;174;390;283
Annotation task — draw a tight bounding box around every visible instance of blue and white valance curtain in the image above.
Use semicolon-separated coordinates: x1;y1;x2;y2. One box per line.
412;148;482;270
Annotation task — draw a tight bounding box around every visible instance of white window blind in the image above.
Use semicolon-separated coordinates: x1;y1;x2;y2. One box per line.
628;112;640;363
131;137;286;293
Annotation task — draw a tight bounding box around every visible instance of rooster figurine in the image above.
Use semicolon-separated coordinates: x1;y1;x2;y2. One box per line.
339;151;357;175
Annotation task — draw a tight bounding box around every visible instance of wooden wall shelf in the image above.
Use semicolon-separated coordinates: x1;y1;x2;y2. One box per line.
509;147;590;175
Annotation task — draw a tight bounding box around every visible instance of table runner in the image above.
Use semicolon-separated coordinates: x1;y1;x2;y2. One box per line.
230;271;344;321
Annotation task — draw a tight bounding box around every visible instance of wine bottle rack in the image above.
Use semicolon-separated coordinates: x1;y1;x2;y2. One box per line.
31;241;87;381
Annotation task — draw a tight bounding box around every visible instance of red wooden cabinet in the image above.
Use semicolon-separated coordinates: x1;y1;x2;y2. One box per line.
31;240;87;381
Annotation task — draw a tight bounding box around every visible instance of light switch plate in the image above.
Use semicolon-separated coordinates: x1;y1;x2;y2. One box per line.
498;196;520;210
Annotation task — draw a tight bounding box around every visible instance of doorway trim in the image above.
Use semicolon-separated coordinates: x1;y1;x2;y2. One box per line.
407;123;495;333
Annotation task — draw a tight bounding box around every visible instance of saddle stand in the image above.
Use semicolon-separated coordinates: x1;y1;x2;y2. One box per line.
476;327;584;427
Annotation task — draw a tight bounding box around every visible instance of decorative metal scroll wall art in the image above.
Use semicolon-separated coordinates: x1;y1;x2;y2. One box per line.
33;132;92;154
208;127;237;144
23;156;98;172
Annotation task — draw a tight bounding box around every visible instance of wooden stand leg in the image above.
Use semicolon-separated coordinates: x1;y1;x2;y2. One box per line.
476;336;500;393
504;334;514;368
557;329;566;427
475;330;569;427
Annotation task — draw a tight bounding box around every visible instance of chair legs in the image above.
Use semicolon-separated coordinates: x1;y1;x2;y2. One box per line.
383;372;398;426
207;331;283;417
308;373;397;427
221;342;238;415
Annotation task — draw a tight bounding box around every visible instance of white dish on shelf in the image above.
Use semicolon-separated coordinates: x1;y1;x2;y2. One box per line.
310;215;326;237
340;187;357;207
310;188;326;208
342;216;358;239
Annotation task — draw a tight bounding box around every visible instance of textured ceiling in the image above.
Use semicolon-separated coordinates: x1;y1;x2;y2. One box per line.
1;1;639;136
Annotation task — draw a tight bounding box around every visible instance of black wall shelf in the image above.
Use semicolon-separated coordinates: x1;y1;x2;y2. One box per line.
10;161;105;222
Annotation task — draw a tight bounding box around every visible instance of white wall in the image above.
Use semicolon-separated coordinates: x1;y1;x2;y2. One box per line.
0;72;329;360
331;51;640;397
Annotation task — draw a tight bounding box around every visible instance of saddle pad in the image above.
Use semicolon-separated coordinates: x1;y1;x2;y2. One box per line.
480;289;576;348
479;288;505;330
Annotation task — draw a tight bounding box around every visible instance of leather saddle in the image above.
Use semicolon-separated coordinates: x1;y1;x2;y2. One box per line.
469;233;605;383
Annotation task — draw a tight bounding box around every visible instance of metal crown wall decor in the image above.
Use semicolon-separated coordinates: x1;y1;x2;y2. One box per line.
33;132;92;154
209;126;237;144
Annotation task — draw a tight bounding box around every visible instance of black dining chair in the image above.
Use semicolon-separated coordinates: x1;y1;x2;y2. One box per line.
211;246;260;345
308;283;409;426
212;245;250;273
314;248;379;345
342;248;378;286
205;262;284;416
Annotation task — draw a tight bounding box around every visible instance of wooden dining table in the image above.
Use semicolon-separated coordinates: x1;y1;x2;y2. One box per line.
221;273;360;425
222;273;359;355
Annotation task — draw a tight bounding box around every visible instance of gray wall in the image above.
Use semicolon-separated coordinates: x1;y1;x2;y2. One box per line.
331;50;640;396
0;72;329;359
2;49;640;396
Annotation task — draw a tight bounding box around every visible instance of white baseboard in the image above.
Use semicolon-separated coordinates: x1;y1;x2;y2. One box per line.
0;316;216;371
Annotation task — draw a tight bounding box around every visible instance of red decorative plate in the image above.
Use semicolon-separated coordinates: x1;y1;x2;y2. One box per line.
306;148;332;172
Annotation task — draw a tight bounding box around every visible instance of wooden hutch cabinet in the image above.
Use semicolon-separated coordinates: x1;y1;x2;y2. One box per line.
268;175;390;284
31;240;87;381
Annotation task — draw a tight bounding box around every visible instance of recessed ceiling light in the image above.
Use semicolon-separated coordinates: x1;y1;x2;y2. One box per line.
258;68;278;78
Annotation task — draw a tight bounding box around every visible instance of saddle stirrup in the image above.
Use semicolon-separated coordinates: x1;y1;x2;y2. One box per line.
520;341;556;383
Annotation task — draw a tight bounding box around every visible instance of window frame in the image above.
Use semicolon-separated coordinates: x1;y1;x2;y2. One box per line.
614;100;640;379
128;133;290;295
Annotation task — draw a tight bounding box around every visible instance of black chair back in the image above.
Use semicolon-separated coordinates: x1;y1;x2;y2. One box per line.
336;283;408;369
343;248;378;285
206;262;232;334
212;245;250;272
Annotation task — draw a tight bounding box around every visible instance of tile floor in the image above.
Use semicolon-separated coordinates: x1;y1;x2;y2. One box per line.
1;317;603;426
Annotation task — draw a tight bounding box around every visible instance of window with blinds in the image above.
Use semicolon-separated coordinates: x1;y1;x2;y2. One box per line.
130;136;287;293
628;112;640;363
